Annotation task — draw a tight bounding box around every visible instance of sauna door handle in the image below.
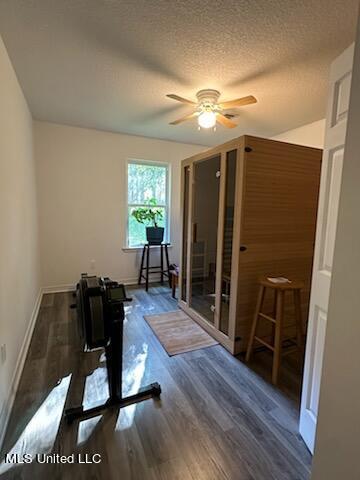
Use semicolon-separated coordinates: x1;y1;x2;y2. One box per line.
192;223;197;243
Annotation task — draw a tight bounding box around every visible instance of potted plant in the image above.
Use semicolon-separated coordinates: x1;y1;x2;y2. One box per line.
131;198;165;245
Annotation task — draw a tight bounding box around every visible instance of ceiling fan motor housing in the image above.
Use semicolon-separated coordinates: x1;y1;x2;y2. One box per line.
196;89;221;111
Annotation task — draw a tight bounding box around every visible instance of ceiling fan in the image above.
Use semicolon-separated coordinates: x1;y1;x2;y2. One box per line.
166;89;257;129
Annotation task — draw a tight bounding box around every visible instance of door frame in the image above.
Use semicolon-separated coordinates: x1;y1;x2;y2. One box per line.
178;138;244;353
299;43;355;453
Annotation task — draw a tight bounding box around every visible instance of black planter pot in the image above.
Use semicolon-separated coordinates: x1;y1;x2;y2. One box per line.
146;226;164;245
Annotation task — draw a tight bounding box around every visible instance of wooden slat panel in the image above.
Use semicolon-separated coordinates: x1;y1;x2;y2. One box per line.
235;136;322;352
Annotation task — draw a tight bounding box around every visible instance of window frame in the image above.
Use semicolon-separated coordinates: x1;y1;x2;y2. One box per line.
125;158;170;248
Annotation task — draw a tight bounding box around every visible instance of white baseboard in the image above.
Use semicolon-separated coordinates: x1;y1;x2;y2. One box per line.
0;288;43;450
42;284;75;294
115;277;165;287
41;277;143;295
117;277;140;286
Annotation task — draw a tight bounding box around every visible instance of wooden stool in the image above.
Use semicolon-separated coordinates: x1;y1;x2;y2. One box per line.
138;243;171;292
245;277;304;385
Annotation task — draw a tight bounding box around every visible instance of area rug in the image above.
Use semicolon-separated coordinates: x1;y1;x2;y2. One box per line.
144;310;218;356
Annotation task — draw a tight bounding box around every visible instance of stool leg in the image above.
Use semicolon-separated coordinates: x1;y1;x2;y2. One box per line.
171;273;176;299
164;244;171;288
160;245;164;284
145;245;150;292
245;285;265;362
271;290;277;346
294;289;304;362
272;290;284;385
138;245;146;285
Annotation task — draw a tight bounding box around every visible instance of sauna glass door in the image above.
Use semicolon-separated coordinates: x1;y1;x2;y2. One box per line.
190;154;221;324
181;166;190;302
219;150;237;335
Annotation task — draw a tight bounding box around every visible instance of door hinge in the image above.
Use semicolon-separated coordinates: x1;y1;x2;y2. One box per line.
245;147;252;153
216;170;221;178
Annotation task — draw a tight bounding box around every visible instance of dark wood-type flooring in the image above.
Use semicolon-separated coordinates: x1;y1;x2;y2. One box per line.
0;284;311;479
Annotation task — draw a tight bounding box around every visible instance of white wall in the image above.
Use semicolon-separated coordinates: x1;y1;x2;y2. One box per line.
312;17;360;480
34;121;205;288
272;119;326;148
35;119;327;291
0;36;40;444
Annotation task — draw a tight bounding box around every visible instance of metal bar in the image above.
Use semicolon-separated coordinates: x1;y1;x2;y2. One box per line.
146;245;150;291
164;244;171;287
138;246;146;284
160;245;164;284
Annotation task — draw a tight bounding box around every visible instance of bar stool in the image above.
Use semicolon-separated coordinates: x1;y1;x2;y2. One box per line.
245;276;304;385
138;243;171;292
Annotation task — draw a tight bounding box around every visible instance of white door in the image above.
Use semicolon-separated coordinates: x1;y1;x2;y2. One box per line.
299;43;354;453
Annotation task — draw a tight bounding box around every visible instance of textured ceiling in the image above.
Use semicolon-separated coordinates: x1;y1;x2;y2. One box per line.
0;0;358;146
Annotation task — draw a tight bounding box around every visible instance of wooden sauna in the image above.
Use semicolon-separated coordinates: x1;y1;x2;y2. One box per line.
178;135;322;354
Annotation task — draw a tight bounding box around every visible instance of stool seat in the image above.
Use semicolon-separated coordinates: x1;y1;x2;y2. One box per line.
245;276;304;385
259;277;304;290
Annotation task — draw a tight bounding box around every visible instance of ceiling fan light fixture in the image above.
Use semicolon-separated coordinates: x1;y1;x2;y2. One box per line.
167;89;256;129
198;110;217;129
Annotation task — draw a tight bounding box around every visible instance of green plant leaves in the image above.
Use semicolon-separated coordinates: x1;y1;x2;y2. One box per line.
131;198;164;227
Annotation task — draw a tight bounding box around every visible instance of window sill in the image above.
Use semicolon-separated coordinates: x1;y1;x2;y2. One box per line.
122;244;173;252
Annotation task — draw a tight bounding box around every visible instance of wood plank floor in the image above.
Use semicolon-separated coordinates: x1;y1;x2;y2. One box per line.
0;284;311;479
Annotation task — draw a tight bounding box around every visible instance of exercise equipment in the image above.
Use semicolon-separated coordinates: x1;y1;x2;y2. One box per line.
65;273;161;423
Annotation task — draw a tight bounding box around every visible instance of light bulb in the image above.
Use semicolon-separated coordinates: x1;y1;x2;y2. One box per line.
198;111;216;129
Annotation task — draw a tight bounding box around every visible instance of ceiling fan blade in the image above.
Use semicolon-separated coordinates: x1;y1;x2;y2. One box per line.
169;111;199;125
166;94;197;105
216;113;237;128
219;95;257;109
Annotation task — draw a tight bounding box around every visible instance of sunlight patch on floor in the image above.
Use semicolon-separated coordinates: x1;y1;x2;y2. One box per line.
0;375;71;474
77;415;102;446
83;366;109;409
116;343;148;430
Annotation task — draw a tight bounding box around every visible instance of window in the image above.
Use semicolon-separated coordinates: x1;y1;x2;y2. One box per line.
127;160;169;247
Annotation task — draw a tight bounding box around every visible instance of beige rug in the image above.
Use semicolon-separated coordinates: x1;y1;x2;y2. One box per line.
144;310;218;356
